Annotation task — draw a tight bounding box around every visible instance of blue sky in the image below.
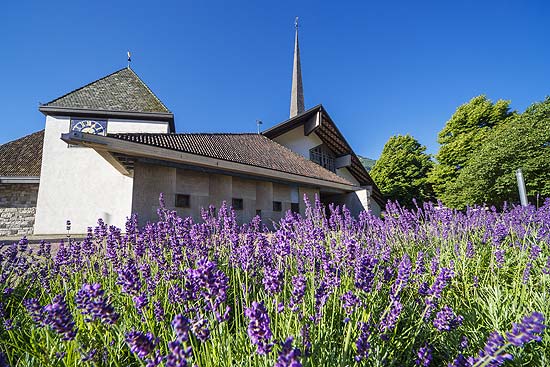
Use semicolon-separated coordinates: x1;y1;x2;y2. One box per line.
1;0;549;159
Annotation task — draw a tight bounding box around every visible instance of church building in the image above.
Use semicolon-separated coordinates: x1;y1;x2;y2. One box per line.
0;25;383;236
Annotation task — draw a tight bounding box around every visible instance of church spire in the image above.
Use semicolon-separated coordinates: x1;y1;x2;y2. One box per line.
290;17;305;118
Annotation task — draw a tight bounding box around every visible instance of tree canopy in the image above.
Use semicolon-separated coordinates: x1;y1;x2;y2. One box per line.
370;134;433;207
429;95;514;205
450;97;550;208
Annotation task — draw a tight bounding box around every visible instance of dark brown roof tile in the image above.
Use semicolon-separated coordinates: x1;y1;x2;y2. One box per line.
0;130;44;177
108;133;355;186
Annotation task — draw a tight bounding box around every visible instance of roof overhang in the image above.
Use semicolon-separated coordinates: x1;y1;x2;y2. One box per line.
0;176;40;184
61;132;360;192
39;106;176;133
263;105;385;207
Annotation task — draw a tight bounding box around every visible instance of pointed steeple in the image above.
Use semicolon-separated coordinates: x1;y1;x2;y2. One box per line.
290;17;305;118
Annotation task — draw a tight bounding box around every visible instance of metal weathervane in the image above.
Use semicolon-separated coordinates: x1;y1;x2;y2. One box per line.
127;51;132;68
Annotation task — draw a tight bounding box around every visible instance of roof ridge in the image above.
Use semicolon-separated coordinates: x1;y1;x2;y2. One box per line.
44;68;128;106
1;129;45;147
126;67;171;113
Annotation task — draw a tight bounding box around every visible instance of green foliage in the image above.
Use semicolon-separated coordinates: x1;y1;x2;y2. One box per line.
430;95;514;206
370;134;433;206
358;155;376;172
450;97;550;208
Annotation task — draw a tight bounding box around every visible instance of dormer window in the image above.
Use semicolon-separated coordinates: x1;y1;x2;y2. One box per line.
309;144;335;172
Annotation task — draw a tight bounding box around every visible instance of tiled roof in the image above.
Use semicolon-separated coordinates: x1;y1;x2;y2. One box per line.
108;133;355;186
0;130;44;177
44;68;170;113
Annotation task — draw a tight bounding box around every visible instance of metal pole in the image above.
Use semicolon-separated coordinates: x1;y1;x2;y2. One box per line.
516;168;528;206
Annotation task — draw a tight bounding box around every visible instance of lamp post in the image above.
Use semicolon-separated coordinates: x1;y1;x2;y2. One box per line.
516;169;528;207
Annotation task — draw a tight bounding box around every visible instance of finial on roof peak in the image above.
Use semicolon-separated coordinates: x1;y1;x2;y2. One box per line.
295;16;299;29
127;51;132;69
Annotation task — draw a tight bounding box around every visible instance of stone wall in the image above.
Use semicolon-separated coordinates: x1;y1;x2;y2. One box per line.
0;183;39;236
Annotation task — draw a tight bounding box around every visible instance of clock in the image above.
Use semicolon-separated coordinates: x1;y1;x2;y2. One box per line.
70;119;107;135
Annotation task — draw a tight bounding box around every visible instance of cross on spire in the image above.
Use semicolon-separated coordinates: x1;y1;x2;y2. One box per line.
290;17;305;118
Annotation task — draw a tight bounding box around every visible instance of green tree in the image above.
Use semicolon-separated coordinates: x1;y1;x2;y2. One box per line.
429;95;514;205
450;97;550;208
370;134;434;206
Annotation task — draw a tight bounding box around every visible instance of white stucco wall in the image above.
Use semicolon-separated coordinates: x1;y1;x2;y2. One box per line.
33;115;169;234
336;167;360;186
107;118;169;133
273;127;323;159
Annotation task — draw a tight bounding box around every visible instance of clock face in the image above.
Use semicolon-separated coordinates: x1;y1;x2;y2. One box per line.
70;119;107;135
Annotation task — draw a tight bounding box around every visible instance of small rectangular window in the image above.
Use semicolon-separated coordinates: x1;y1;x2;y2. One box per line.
232;198;244;210
175;194;190;208
291;203;299;213
273;201;282;212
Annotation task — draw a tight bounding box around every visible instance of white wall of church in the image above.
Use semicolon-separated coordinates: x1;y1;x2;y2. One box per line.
108;118;169;133
272;127;323;159
336;167;360;186
33;115;169;234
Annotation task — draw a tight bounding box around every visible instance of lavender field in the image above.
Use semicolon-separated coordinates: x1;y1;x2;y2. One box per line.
0;195;549;366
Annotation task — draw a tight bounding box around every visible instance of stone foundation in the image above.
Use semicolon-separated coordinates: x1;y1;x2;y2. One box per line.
0;207;36;236
0;183;39;236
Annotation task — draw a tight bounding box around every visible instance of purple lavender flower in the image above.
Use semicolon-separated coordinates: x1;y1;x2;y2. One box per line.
506;311;546;347
472;276;479;288
191;317;210;342
189;258;229;316
146;350;164;367
23;298;45;326
172;314;191;343
3;319;14;330
275;337;302;367
471;331;512;366
153;301;165;322
341;291;361;315
133;294;149;313
459;335;469;351
392;254;412;295
3;288;13;297
522;262;533;284
465;242;475;259
529;245;541;261
81;349;97;363
379;298;403;334
447;354;469;367
416;344;432;366
245;301;273;355
75;283;119;325
494;248;505;268
414;251;426;275
263;266;284;295
290;275;306;311
125;330;158;359
418;282;430;296
542;256;550;275
354;255;378;293
313;280;330;322
117;260;142;296
433;305;464;332
165;341;192;367
43;294;77;341
429;267;454;300
355;321;371;361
